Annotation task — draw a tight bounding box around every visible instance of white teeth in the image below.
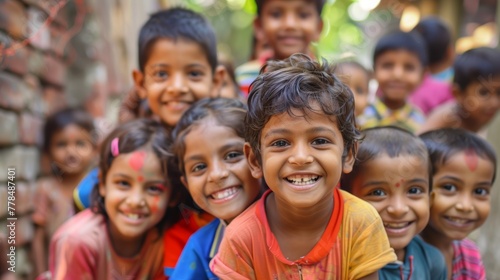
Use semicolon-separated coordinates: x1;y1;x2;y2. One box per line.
126;213;140;220
447;217;469;224
286;175;319;185
384;222;410;229
211;187;238;200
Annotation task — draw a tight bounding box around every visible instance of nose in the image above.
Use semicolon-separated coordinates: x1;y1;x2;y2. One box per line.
166;73;188;96
456;193;474;213
393;65;404;79
288;142;313;166
387;196;409;217
208;160;229;183
127;188;146;208
283;13;297;29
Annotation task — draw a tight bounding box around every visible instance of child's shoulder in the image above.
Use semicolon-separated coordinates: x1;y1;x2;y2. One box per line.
190;218;223;242
409;236;446;268
52;209;105;244
339;190;385;228
223;195;264;238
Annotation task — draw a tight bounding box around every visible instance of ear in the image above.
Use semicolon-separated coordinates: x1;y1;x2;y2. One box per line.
244;143;263;179
315;19;324;41
253;18;264;41
342;144;356;174
451;83;464;101
210;65;226;97
98;171;106;197
132;69;147;99
180;176;188;189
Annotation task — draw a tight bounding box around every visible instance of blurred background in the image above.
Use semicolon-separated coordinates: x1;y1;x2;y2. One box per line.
0;0;498;278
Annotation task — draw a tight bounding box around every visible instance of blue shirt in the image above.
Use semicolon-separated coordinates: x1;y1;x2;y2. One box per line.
379;236;447;280
73;168;98;210
170;219;225;280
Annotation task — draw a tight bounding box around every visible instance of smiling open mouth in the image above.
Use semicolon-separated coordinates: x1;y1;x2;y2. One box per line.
210;186;240;200
285;175;320;185
384;222;412;229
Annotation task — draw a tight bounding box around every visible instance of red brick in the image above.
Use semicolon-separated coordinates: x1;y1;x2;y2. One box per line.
0;109;19;146
49;24;66;58
40;54;66;86
24;73;46;116
0;0;28;39
0;41;30;76
27;48;44;76
19;112;43;146
42;86;67;115
0;72;29;111
0;146;40;181
27;6;51;51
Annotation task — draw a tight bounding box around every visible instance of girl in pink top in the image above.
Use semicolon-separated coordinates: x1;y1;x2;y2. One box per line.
420;128;496;280
45;119;184;280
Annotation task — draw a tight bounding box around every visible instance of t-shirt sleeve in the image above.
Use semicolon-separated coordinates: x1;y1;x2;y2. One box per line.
170;237;207;280
49;232;97;279
343;195;397;279
210;227;256;280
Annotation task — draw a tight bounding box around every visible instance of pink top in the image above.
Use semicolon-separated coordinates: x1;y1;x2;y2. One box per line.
409;74;453;115
48;209;165;280
452;239;486;280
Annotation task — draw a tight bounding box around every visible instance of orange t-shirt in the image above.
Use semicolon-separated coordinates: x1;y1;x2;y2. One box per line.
211;189;396;279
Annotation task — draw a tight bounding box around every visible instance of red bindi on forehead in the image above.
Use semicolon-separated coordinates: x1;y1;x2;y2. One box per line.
129;151;147;171
464;149;479;172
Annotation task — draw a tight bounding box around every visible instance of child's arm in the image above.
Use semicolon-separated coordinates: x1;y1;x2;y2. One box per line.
32;226;47;276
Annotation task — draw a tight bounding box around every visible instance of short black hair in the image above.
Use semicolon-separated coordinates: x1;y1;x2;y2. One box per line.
137;7;218;72
43;107;96;153
412;17;452;66
453;47;500;91
245;53;361;163
255;0;325;16
373;30;428;67
420;128;497;183
341;126;431;192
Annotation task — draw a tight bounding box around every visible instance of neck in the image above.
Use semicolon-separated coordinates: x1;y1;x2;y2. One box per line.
381;96;406;110
429;61;451;76
420;225;454;255
267;191;333;234
395;248;406;262
107;222;146;258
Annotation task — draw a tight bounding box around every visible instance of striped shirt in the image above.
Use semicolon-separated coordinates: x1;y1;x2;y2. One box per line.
452;239;486;280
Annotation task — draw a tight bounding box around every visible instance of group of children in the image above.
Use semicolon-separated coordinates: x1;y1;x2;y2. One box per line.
16;0;499;279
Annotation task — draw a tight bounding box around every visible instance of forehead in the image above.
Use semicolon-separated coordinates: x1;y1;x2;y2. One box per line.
52;124;91;140
261;0;319;11
144;38;211;69
375;49;422;66
467;74;500;89
364;154;429;179
261;107;339;136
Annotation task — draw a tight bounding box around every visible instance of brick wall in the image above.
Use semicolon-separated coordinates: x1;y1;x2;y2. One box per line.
0;0;124;278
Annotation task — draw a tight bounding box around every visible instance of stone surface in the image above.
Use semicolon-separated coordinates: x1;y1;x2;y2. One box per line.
0;146;40;181
0;0;28;39
19;112;43;146
0;109;19;146
0;72;30;112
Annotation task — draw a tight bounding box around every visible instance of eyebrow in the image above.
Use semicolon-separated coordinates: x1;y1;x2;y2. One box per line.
437;175;463;184
263;126;337;140
184;141;244;163
113;173;133;179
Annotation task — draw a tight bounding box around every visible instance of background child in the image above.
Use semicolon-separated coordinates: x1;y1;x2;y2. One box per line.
420;128;496;280
236;0;324;96
73;8;224;277
211;54;396;279
334;60;371;117
32;108;96;276
132;7;226;127
409;17;454;116
418;47;500;135
342;126;447;279
170;98;262;279
358;30;427;133
47;119;183;279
